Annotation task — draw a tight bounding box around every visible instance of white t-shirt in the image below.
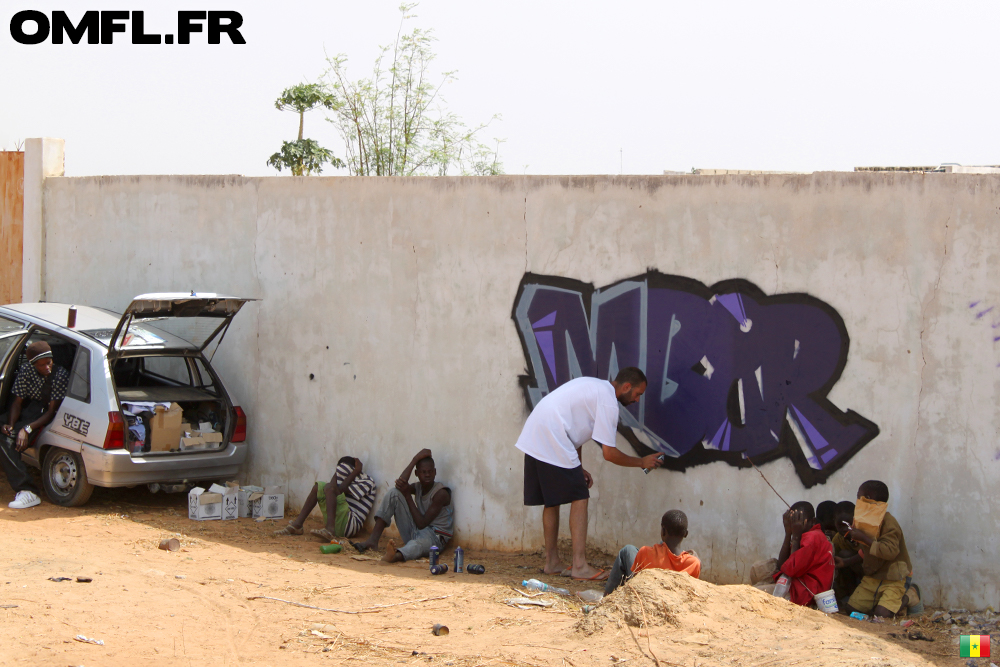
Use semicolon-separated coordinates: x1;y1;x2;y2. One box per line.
515;377;620;469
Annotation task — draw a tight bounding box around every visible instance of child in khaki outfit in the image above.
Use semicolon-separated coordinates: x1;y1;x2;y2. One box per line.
844;480;913;618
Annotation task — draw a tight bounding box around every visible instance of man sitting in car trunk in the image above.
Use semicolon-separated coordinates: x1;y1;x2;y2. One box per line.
1;342;70;509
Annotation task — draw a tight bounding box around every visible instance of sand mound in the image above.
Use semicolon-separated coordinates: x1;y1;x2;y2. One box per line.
578;569;821;634
575;570;931;666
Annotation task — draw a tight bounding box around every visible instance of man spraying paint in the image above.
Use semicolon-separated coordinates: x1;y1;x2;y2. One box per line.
515;367;664;581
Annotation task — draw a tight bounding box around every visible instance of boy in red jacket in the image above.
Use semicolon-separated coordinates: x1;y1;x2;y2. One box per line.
774;501;835;607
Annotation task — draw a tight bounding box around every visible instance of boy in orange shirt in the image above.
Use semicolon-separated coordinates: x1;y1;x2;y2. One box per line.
604;510;701;595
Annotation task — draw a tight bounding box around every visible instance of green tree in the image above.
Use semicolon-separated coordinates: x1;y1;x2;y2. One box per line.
267;83;345;176
322;3;502;176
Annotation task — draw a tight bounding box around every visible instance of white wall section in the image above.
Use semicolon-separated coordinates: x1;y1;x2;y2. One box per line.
40;172;1000;609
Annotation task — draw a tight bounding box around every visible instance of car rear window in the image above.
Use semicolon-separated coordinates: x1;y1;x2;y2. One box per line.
143;356;192;384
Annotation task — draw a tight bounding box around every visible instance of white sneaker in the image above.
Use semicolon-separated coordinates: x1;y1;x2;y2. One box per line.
9;490;41;509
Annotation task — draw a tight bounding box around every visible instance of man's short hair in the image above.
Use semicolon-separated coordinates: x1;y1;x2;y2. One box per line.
615;367;647;387
858;480;889;503
661;509;688;536
337;456;355;467
416;456;435;469
790;500;815;521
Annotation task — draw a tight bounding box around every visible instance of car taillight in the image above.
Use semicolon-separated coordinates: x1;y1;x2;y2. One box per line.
104;412;125;449
232;406;247;442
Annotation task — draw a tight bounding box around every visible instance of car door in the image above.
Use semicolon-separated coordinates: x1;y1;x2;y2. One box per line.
106;293;251;360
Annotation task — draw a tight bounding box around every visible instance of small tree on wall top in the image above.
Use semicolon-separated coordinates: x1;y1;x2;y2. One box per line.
267;83;345;176
321;3;503;176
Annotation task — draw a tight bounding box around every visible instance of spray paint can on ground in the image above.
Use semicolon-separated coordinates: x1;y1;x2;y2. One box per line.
430;563;449;575
429;545;440;569
454;546;464;573
466;564;485;574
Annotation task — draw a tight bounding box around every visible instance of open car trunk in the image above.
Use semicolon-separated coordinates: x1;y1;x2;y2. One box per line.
100;293;250;456
113;354;232;455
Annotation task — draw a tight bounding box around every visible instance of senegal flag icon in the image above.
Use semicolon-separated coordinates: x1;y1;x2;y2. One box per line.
960;634;990;658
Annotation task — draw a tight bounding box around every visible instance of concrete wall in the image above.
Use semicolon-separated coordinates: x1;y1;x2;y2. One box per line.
38;172;1000;609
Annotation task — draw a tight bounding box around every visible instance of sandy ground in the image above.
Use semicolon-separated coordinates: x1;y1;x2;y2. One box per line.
0;479;983;667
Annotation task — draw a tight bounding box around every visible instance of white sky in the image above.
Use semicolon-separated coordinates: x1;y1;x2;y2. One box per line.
2;1;999;176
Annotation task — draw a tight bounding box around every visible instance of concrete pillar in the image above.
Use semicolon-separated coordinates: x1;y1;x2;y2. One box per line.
22;138;64;303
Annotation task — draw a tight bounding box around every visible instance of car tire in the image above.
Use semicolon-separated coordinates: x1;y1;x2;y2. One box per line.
42;448;94;507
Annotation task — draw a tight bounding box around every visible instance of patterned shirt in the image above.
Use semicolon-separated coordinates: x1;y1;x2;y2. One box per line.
334;461;376;537
13;362;69;403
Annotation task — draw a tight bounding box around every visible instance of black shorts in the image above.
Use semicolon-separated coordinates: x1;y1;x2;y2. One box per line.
523;453;590;507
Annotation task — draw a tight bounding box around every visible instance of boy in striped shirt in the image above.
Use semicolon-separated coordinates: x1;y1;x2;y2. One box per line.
275;457;376;540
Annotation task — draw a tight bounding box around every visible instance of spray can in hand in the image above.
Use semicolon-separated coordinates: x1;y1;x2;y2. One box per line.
454;546;464;573
643;454;666;474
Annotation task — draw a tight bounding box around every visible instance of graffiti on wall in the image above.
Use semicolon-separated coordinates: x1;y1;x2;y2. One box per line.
512;272;879;487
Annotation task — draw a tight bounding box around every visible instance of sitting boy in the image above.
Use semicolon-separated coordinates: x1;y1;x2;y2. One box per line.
351;448;453;563
832;500;863;605
773;501;834;606
816;500;838;540
275;456;375;540
604;510;700;595
845;480;913;618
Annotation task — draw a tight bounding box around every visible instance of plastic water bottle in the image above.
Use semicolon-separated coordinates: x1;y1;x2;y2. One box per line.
454;546;464;573
522;579;571;596
773;575;791;598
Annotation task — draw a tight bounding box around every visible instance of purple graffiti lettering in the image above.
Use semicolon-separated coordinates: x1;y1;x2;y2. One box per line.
970;301;981;309
513;273;880;487
977;306;995;319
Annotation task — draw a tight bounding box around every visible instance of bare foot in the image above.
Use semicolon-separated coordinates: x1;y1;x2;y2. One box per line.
382;539;397;563
569;564;607;581
540;561;570;575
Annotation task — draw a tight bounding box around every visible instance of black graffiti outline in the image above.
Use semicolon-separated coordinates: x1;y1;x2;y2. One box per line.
512;271;880;488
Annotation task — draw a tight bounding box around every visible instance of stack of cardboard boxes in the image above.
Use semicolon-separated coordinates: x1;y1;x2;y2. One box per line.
146;403;224;453
188;483;284;522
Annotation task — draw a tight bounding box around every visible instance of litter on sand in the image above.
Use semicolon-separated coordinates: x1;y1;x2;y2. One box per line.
75;635;105;645
505;597;555;609
48;577;72;582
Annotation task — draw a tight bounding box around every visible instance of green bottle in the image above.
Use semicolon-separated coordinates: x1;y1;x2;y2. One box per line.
320;543;342;554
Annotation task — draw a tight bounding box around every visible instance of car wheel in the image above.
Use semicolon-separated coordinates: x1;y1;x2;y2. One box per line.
42;448;94;507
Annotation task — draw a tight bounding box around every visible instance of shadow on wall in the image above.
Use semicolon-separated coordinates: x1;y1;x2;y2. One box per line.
512;272;879;488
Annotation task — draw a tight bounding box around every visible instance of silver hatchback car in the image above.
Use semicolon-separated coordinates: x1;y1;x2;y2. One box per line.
0;293;250;506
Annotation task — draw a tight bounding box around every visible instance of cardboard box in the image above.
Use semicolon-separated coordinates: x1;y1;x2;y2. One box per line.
150;403;183;452
238;485;264;518
180;436;208;451
188;487;223;521
208;483;240;520
200;432;224;444
246;485;285;520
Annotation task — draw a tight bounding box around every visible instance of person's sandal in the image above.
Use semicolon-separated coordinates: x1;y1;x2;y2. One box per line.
310;528;335;541
274;523;303;537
